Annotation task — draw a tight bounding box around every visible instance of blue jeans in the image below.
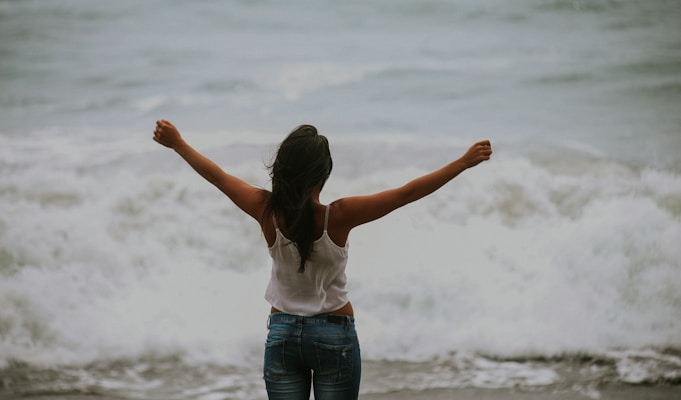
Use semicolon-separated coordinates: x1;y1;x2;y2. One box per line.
264;313;361;400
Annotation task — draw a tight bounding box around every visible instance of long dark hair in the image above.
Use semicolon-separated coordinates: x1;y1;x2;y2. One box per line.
265;125;333;272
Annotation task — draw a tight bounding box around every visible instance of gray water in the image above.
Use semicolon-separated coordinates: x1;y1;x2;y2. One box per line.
1;1;680;398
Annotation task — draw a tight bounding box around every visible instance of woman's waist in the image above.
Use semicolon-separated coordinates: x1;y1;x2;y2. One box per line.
270;301;354;317
267;308;356;332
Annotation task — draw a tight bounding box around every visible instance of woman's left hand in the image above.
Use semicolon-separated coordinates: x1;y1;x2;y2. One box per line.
459;140;493;169
153;120;185;149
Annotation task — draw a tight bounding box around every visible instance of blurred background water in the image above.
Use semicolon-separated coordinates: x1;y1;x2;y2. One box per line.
1;0;680;398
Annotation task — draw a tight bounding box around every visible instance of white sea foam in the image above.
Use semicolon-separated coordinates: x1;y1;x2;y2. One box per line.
1;134;679;371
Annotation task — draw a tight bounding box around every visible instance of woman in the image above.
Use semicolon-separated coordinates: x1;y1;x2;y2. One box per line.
152;120;492;399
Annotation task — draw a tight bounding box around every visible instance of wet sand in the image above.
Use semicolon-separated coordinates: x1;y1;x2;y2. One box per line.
362;384;680;400
2;385;679;400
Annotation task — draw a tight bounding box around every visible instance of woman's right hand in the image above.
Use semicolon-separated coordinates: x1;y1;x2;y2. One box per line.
460;140;493;168
153;120;185;149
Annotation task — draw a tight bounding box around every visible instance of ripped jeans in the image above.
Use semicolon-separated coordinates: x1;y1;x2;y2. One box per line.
264;313;361;400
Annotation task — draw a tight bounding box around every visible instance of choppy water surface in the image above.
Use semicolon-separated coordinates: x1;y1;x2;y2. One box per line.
1;0;680;398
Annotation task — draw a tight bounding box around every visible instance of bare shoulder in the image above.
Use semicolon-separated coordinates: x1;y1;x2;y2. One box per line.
326;199;353;246
328;198;352;224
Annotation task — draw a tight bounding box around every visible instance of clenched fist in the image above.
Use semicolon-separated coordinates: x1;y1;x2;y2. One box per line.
153;120;185;149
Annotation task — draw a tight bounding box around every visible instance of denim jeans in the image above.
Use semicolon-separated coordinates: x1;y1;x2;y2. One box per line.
264;312;361;400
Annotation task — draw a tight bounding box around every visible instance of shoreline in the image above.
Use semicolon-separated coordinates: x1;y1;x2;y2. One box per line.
362;384;681;400
2;384;680;400
2;356;680;400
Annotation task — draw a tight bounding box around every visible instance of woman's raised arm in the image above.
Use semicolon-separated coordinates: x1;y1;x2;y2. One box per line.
153;120;267;221
333;140;492;231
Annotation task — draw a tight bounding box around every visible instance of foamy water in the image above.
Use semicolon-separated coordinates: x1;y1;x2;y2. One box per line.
1;0;680;398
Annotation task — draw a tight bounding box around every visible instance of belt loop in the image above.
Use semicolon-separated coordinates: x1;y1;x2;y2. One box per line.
267;314;271;330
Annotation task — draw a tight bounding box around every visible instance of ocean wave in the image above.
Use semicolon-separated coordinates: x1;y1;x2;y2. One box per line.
2;349;679;399
1;136;679;372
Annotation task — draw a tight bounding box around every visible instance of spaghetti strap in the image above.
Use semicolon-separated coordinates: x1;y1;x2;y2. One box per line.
272;214;279;230
323;205;330;231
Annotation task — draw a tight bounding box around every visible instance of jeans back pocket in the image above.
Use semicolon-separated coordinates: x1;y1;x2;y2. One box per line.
263;339;287;381
313;342;354;384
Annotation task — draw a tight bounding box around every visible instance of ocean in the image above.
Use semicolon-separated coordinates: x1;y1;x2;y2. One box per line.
1;0;680;399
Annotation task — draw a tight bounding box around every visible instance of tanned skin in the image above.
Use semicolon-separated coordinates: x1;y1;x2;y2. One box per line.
153;119;493;316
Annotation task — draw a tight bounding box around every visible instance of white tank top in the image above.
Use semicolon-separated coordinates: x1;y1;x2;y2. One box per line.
265;206;349;316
